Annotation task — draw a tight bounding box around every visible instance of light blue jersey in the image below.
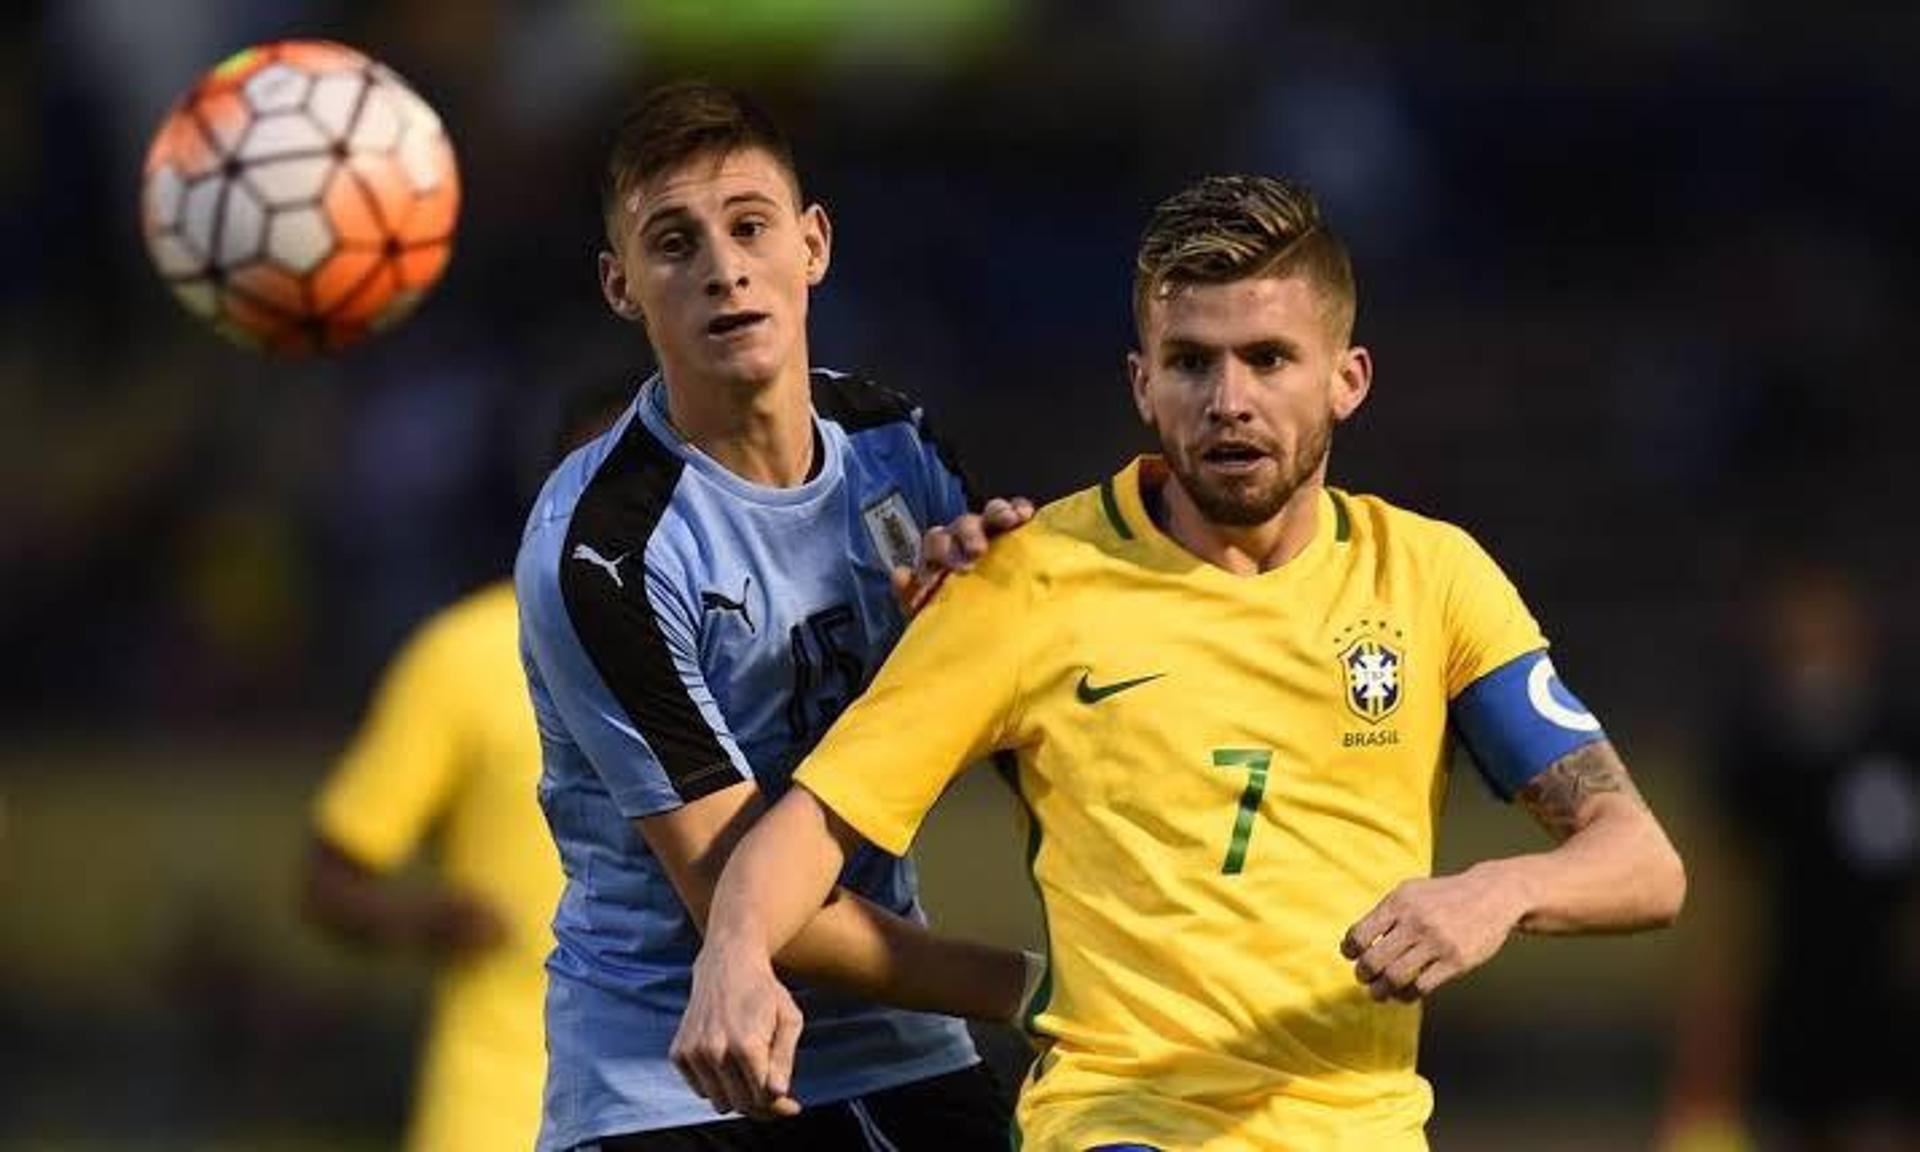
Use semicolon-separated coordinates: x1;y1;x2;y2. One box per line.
516;370;979;1148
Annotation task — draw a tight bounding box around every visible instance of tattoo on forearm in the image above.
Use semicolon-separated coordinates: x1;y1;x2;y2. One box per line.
1516;741;1644;840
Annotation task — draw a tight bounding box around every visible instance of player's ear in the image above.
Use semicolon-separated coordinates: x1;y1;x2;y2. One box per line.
1330;344;1372;423
801;203;832;286
1127;348;1154;427
599;249;644;324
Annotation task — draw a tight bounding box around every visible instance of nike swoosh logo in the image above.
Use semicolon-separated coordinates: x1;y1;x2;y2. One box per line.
1076;670;1165;704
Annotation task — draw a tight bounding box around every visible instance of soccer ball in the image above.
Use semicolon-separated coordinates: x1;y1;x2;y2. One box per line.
140;40;460;354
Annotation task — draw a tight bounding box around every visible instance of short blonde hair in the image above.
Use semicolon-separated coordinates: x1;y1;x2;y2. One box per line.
1132;175;1357;343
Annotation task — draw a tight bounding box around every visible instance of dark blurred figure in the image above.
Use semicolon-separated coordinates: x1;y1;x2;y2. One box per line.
299;376;631;1152
1667;561;1920;1152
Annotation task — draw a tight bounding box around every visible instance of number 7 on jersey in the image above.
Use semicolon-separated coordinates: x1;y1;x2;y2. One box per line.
1214;748;1273;874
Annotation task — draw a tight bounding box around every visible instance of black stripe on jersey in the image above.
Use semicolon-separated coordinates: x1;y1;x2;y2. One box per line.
560;421;741;804
809;369;917;431
1329;489;1352;542
810;370;980;509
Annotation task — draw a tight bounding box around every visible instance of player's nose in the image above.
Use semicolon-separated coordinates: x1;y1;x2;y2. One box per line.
1205;362;1257;422
703;244;750;297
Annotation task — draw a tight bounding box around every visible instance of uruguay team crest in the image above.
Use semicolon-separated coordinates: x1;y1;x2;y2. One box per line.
1340;637;1404;724
862;489;921;572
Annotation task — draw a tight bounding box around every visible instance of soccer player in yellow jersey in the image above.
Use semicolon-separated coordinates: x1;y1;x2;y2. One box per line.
672;174;1688;1150
302;383;627;1152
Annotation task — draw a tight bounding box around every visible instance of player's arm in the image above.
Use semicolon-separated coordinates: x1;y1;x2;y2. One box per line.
1344;529;1684;1001
587;513;1028;1017
1503;738;1687;932
674;546;1034;1117
523;523;1028;1114
656;778;1033;1119
302;837;506;955
667;782;871;1118
1344;664;1685;1001
639;784;1025;1022
302;606;506;957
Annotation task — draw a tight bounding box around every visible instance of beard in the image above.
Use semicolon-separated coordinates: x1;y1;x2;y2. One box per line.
1162;412;1333;527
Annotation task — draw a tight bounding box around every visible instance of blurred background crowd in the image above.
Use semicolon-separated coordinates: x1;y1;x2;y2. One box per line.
5;1;1918;1149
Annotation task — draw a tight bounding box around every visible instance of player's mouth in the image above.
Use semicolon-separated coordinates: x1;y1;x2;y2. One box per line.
1199;440;1272;474
706;311;769;339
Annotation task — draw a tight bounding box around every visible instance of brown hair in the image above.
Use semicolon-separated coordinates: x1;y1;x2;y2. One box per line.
601;82;801;247
1132;175;1357;343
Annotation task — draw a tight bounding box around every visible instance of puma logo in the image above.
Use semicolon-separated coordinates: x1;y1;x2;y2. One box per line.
571;543;629;589
701;576;755;633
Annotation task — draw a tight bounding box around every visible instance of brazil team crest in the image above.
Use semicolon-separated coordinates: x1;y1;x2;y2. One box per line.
1339;636;1404;724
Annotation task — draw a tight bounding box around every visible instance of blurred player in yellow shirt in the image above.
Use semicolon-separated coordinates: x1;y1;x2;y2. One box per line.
671;174;1688;1150
301;381;628;1152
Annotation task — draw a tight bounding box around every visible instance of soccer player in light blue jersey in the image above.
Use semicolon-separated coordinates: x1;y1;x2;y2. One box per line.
515;83;1037;1151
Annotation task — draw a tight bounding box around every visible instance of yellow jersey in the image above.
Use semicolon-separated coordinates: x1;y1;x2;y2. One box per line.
795;458;1547;1151
313;581;559;1152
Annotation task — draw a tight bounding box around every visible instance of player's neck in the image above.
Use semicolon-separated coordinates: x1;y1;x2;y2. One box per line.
661;362;817;488
1154;469;1322;577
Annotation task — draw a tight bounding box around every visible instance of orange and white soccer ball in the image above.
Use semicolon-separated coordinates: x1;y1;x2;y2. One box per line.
141;40;460;354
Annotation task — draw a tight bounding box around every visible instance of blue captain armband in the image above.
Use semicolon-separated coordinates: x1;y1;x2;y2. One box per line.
1452;650;1607;800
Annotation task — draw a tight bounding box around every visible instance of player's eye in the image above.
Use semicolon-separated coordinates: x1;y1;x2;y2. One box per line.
651;230;692;259
1246;347;1289;371
732;217;769;240
1169;351;1211;375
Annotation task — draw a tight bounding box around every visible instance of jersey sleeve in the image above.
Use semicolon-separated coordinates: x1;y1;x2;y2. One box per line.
793;542;1030;856
312;610;469;871
1451;650;1608;799
1439;524;1548;698
1438;525;1606;799
519;532;750;819
912;404;976;522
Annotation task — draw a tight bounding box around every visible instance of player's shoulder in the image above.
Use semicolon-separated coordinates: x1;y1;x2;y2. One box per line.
1328;488;1488;561
435;579;519;633
1032;477;1120;543
968;477;1126;575
953;467;1162;574
808;367;925;433
387;580;518;682
523;411;697;580
526;407;631;519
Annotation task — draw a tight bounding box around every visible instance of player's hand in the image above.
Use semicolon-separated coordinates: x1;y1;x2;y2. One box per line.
1341;865;1526;1002
891;496;1035;617
418;890;510;957
671;942;804;1119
